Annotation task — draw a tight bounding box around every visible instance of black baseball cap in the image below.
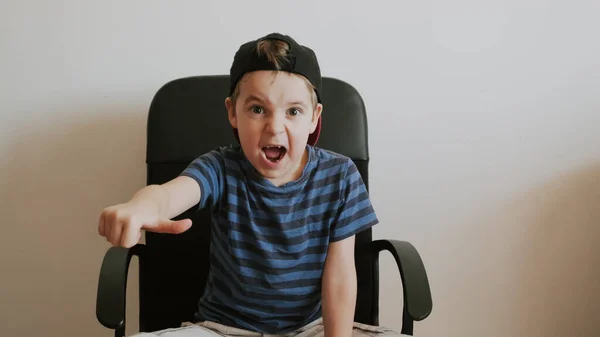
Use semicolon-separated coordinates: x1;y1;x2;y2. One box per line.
229;32;322;146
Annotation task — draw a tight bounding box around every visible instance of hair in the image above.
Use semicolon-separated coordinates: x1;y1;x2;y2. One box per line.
230;39;319;108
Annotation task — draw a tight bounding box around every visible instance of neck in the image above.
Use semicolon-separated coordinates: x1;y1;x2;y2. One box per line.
269;146;310;187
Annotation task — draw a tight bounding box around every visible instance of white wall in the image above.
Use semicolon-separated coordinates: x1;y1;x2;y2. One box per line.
2;1;599;336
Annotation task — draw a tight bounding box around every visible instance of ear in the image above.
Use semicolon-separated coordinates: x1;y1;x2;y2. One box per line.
225;97;237;128
310;103;323;133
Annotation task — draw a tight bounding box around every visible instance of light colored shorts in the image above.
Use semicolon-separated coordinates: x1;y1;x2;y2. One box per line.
130;317;404;337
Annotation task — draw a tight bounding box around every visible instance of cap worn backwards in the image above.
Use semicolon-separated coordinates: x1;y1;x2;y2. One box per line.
229;33;322;146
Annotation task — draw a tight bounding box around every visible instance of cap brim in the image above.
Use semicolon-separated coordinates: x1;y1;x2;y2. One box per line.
307;115;321;146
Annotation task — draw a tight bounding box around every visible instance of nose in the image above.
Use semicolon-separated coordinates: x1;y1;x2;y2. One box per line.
265;113;285;136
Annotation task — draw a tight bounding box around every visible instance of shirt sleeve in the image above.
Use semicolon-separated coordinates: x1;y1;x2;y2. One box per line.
330;160;379;242
179;148;225;210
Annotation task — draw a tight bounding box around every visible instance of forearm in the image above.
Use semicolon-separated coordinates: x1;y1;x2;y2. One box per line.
128;184;170;217
128;176;200;220
322;261;357;337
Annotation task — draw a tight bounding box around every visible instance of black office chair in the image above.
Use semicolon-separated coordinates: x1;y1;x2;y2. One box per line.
95;75;433;337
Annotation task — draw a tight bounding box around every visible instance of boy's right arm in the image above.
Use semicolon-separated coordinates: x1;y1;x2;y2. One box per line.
98;175;201;248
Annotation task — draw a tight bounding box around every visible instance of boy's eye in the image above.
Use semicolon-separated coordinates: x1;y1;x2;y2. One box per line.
288;108;301;116
251;106;263;114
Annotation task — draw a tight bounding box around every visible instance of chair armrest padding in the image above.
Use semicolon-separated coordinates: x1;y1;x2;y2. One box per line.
371;239;432;321
96;244;146;329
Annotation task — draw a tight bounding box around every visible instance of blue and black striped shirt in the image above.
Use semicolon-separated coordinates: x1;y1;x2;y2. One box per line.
180;144;378;333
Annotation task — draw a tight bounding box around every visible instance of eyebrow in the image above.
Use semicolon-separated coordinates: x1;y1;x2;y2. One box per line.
243;95;308;109
243;95;265;104
288;101;308;109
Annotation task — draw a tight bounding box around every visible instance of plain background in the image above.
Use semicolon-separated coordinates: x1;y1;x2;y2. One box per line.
1;1;599;336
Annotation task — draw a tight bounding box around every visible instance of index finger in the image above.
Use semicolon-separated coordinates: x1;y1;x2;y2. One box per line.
98;213;106;237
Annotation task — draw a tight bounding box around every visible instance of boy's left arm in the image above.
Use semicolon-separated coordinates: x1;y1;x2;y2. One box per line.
322;234;357;337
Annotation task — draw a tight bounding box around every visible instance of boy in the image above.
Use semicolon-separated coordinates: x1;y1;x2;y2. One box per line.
98;33;402;337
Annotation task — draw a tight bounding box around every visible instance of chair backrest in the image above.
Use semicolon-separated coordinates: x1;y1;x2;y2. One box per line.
139;75;376;332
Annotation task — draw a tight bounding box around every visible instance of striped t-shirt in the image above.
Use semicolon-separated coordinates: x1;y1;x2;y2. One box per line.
180;144;378;334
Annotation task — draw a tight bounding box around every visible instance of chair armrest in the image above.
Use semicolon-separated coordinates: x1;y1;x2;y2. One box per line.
96;244;146;330
371;239;432;324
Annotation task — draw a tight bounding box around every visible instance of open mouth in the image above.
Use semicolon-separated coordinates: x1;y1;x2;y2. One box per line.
262;145;287;163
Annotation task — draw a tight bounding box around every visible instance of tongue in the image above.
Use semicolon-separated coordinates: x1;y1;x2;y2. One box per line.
264;147;282;160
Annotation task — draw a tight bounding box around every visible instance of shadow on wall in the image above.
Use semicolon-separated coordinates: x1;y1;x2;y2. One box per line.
511;163;600;337
427;162;600;337
0;104;147;337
